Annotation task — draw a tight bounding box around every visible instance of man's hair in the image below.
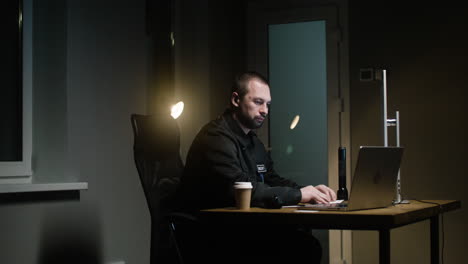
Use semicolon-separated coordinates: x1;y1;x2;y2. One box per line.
230;71;269;106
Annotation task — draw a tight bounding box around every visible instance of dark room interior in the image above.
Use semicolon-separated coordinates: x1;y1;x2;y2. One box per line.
0;0;466;263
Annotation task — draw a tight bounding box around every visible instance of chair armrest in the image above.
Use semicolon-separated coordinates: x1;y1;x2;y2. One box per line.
165;211;198;224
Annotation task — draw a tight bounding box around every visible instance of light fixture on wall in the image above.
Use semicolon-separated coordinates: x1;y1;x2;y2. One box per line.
170;101;184;119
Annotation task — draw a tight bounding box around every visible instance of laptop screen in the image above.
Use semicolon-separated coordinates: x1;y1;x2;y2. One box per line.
347;146;404;210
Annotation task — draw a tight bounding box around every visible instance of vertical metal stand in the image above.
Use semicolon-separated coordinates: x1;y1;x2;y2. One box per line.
381;70;407;204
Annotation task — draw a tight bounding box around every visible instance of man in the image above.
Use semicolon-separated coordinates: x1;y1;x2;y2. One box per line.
177;71;336;213
175;71;335;264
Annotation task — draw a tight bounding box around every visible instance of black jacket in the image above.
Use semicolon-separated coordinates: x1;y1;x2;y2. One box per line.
176;109;302;212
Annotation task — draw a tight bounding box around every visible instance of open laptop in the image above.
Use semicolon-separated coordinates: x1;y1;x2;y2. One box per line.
294;146;404;211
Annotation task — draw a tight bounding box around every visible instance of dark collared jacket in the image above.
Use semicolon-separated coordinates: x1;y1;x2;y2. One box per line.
176;109;302;212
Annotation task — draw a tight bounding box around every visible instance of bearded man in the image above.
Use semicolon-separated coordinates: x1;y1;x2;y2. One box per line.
177;71;335;212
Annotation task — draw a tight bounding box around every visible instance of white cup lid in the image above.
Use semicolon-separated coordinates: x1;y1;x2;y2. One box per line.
234;182;252;189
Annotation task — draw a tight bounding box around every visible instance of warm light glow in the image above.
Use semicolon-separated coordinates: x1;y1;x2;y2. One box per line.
170;32;175;47
290;115;300;129
171;101;184;119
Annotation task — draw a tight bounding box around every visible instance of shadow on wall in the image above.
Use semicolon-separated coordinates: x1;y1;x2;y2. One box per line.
38;202;102;264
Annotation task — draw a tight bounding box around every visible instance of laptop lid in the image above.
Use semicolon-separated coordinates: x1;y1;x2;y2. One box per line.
346;146;404;210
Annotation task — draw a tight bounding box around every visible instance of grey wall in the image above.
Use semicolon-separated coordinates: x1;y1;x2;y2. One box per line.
1;0;150;263
1;0;246;263
349;2;467;263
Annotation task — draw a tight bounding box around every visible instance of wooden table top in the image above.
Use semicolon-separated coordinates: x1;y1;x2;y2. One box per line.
199;200;461;230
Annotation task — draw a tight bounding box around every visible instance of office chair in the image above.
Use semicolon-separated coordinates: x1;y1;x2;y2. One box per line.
131;113;195;264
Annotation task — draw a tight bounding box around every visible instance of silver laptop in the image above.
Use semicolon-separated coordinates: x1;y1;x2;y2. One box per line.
297;146;404;211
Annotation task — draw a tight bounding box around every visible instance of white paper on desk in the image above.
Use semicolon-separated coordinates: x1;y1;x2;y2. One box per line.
282;200;344;208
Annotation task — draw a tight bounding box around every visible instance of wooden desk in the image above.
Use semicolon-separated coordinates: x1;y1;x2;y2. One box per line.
200;200;460;264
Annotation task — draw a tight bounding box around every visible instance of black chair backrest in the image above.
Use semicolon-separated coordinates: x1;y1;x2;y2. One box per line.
131;114;183;216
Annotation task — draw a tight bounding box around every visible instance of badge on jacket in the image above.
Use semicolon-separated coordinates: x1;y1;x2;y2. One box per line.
256;164;267;173
257;164;267;182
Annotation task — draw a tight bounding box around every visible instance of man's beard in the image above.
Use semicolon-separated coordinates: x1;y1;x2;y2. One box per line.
237;111;266;130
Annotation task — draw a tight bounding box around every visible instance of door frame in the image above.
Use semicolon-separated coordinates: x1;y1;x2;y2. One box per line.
246;1;351;263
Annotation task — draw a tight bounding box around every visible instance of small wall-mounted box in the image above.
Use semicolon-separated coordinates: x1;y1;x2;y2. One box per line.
359;68;374;81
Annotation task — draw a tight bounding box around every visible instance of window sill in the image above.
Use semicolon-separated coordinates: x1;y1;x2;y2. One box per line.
0;182;88;204
0;182;88;194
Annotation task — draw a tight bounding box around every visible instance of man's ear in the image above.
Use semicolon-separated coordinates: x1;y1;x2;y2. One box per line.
231;92;240;107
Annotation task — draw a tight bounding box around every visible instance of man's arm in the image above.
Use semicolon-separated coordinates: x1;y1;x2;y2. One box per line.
201;133;302;207
263;148;336;204
263;151;302;188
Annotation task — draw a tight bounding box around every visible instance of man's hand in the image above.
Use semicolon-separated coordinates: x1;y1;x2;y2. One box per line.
300;185;337;204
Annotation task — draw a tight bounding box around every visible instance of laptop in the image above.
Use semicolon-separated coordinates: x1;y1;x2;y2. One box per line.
294;146;404;211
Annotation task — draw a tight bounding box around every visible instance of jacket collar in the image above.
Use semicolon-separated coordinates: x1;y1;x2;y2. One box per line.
222;109;255;148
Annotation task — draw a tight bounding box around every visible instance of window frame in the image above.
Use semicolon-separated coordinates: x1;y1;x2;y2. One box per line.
0;0;33;183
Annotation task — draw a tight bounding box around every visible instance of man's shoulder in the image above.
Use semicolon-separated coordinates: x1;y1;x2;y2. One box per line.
199;113;235;139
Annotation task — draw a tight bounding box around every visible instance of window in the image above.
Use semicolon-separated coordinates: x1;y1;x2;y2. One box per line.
0;0;33;183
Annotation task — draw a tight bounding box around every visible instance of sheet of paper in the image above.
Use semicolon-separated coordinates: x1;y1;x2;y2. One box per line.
282;199;344;208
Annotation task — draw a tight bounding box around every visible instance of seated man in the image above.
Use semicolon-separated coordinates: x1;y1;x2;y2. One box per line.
175;71;336;263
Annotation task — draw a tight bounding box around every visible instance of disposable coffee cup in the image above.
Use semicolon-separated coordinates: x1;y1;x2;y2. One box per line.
234;182;253;210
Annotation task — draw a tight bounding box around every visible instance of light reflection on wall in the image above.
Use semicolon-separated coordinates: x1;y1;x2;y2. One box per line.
290;115;300;130
286;144;293;155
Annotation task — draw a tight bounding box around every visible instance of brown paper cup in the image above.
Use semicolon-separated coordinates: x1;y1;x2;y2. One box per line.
234;182;252;210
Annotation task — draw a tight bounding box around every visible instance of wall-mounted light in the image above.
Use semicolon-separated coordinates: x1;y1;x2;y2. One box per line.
290;115;300;130
171;101;184;119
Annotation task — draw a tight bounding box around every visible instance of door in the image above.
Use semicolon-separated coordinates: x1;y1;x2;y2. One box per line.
247;2;351;263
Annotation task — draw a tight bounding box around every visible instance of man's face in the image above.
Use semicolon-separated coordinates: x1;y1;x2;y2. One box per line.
234;79;271;131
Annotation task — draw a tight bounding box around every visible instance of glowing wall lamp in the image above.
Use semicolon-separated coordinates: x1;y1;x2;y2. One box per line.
170;101;184;119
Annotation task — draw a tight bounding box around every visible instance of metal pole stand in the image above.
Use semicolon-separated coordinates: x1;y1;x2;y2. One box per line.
381;70;409;205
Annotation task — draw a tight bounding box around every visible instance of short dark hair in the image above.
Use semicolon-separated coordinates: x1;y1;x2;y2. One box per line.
231;71;269;101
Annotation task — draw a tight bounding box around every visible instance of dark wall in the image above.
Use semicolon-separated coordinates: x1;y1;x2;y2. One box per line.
207;0;246;118
174;0;246;160
349;2;468;200
349;2;467;263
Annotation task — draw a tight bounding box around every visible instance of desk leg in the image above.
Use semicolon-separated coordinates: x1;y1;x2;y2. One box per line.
430;215;440;264
379;229;390;264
